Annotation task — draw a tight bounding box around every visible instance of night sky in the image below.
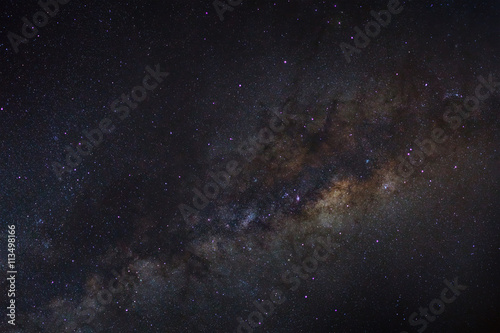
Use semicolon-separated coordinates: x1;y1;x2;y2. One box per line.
0;0;499;332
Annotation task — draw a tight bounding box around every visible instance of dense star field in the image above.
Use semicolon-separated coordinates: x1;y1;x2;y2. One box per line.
0;0;499;332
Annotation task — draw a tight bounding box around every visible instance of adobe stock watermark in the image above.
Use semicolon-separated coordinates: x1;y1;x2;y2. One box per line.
7;0;71;54
178;107;299;224
51;64;169;181
234;234;340;332
52;262;139;332
339;0;404;63
6;224;17;326
213;0;243;22
396;73;499;179
401;277;467;333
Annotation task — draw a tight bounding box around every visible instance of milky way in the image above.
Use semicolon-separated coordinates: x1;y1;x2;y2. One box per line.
0;0;499;332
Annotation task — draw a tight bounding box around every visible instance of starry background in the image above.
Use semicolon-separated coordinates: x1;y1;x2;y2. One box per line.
0;0;499;332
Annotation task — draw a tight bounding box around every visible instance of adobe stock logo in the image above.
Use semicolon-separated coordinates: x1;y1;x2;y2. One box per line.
401;277;467;333
339;0;404;63
52;64;169;181
234;234;340;333
7;0;71;53
212;0;243;22
57;266;138;333
178;107;294;223
396;73;499;179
